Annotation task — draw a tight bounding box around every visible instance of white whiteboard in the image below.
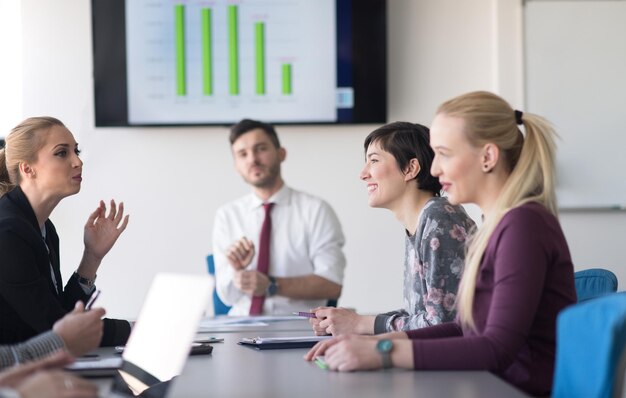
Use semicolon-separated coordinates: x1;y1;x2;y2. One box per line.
525;1;626;209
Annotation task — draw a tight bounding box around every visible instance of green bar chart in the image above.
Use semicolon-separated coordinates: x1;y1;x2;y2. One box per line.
175;4;186;96
201;8;212;95
282;63;292;95
171;3;299;97
255;22;265;95
228;5;239;95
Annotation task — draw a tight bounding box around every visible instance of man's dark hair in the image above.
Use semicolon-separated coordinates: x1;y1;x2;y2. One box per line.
364;121;442;196
229;119;281;148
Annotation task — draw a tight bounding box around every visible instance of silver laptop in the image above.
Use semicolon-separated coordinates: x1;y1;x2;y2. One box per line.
67;273;211;396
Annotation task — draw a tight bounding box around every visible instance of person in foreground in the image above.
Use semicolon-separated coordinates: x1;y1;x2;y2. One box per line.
0;117;131;346
309;122;474;336
0;351;97;398
213;119;346;315
0;301;104;369
305;91;576;397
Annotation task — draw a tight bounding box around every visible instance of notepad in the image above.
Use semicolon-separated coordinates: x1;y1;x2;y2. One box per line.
65;357;124;377
238;335;331;350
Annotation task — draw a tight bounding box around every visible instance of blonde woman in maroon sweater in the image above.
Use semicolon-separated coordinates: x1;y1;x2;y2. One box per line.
305;91;576;397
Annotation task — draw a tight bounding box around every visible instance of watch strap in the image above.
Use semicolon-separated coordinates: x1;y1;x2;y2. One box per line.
75;271;96;287
381;351;392;369
377;339;393;369
266;276;278;297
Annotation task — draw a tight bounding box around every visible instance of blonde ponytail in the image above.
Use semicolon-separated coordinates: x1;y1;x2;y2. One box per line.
438;91;558;330
0;148;13;195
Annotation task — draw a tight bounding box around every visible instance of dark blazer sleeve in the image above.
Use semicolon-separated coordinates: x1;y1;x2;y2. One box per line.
64;273;131;347
101;318;131;346
0;217;130;346
0;216;68;336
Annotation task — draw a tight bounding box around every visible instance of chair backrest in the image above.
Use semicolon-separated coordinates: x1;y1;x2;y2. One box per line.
206;254;232;315
574;268;618;302
552;292;626;398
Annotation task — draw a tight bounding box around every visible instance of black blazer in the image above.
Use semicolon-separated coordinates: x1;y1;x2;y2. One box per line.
0;186;129;345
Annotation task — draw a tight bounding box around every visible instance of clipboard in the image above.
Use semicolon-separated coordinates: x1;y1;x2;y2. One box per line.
237;335;332;350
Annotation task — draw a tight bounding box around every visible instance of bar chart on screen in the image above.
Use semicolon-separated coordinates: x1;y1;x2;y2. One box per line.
125;0;336;124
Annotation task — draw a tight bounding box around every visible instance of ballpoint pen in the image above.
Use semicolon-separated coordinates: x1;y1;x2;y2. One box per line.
85;289;101;310
292;311;316;318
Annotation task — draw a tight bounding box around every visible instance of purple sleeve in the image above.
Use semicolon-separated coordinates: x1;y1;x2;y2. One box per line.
406;321;462;339
411;208;551;370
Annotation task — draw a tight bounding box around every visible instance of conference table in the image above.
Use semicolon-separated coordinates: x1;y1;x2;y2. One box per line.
96;318;530;398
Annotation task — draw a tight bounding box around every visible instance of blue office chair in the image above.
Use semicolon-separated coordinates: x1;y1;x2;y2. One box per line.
553;292;626;398
574;268;618;302
206;254;232;315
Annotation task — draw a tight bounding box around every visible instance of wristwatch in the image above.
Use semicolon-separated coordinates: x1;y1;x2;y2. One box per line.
74;271;96;287
376;339;394;369
266;276;279;297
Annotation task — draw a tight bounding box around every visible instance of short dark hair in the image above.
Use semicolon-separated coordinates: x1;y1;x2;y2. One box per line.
364;121;442;196
229;119;281;148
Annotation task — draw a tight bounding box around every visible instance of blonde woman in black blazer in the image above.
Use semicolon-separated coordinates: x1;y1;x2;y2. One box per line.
0;117;130;346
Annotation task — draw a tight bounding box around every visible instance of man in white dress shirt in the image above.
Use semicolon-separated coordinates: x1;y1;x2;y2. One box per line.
213;119;346;315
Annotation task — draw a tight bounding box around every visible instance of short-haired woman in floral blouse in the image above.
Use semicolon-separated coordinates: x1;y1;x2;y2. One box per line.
309;122;475;336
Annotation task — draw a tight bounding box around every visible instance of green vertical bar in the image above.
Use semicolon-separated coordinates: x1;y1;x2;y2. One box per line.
255;22;265;95
202;8;212;95
228;5;239;95
282;63;292;95
175;4;186;96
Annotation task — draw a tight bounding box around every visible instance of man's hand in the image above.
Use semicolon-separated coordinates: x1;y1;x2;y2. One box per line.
226;237;255;270
233;270;270;296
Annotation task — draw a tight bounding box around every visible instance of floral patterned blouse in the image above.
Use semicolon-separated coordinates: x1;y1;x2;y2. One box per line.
374;197;476;333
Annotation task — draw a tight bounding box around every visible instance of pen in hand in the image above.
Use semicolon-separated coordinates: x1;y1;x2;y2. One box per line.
85;290;101;310
293;311;317;319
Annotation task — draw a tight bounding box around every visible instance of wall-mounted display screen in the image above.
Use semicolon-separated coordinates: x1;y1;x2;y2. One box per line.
92;0;387;126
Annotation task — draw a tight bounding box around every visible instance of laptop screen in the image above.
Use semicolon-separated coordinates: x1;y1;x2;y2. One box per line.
111;273;211;397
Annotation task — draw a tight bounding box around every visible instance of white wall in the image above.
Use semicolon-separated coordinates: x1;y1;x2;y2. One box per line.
0;0;23;132
16;0;625;319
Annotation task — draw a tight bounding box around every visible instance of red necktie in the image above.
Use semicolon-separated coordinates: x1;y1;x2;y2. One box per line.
249;203;274;315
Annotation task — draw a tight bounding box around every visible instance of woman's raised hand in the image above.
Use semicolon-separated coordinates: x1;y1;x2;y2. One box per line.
80;200;129;276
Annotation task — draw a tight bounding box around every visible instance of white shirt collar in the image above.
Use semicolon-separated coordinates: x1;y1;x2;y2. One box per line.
249;184;291;210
